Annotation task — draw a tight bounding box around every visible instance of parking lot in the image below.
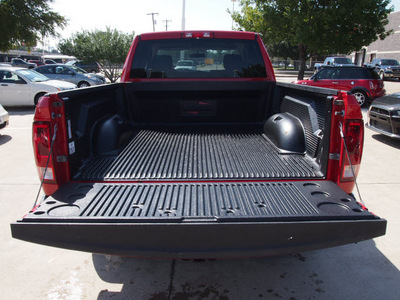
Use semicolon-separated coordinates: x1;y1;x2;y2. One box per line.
1;77;400;300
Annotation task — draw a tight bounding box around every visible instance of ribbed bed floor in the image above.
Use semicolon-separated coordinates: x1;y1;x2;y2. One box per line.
75;125;321;180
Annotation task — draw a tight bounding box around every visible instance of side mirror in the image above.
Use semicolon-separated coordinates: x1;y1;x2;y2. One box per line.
15;79;27;84
67;71;75;75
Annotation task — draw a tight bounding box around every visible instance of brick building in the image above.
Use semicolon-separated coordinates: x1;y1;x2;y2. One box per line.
351;11;400;65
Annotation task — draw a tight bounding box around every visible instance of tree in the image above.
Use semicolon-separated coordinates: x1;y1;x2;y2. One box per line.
58;28;135;83
0;0;66;51
231;0;393;79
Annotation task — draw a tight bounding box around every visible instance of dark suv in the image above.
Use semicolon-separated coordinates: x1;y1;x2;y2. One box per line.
293;66;385;107
365;58;400;80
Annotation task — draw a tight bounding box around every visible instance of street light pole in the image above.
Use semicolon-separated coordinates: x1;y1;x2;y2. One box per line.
231;0;236;30
182;0;186;30
147;12;159;32
180;0;186;60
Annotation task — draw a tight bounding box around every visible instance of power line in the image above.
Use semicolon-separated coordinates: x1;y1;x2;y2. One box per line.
163;19;172;31
147;12;159;32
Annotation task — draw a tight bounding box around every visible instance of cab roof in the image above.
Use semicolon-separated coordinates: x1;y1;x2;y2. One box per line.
138;30;258;41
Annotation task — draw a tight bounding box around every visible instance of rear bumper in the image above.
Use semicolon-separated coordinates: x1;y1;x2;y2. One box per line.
370;89;386;101
11;219;386;259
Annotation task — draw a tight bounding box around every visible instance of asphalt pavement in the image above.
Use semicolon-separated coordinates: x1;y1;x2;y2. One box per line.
1;76;400;299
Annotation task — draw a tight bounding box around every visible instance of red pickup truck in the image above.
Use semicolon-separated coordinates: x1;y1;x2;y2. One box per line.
11;31;386;258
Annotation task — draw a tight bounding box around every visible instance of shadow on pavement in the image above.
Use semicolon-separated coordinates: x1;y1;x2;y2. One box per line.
0;134;12;145
92;240;400;300
4;106;35;116
372;134;400;149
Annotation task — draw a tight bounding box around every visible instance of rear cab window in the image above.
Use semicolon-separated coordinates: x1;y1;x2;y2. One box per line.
130;36;267;79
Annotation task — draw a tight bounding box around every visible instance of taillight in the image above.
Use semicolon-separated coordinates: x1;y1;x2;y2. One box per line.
369;81;375;90
33;122;55;182
340;119;364;182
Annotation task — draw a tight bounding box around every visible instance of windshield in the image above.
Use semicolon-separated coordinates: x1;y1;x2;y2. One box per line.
16;69;49;82
68;65;87;74
381;59;399;65
335;58;352;64
130;38;267;78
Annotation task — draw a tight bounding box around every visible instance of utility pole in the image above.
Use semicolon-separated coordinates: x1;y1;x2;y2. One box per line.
147;12;159;32
163;19;172;31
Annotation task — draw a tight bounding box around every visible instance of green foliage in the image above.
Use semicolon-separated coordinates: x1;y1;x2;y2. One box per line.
0;0;66;51
58;28;135;83
231;0;393;79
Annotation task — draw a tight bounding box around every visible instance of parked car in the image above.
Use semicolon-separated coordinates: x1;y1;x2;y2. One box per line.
28;60;45;66
10;58;36;69
34;64;106;87
0;67;76;106
366;93;400;138
314;57;354;71
293;66;385;107
364;58;400;80
44;59;57;65
0;104;9;130
66;60;101;73
174;60;196;70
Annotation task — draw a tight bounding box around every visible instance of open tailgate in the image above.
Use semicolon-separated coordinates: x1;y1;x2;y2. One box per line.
11;180;386;258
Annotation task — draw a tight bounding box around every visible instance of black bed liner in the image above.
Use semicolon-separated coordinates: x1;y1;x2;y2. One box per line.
74;125;321;181
11;180;386;258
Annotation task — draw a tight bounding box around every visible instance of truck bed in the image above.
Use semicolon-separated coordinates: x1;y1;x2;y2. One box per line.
75;125;321;181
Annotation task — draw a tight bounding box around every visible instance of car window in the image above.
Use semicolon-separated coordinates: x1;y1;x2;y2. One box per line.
16;69;49;82
367;68;380;79
314;68;339;80
381;59;399;65
339;69;362;79
68;65;86;74
334;58;352;64
338;68;379;80
58;66;73;74
0;71;22;83
37;66;55;74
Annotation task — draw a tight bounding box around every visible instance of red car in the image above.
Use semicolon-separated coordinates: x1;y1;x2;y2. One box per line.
293;66;385;107
28;60;45;66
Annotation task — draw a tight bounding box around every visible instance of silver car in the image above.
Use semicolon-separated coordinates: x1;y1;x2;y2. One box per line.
11;58;36;69
0;104;9;130
34;64;106;87
0;67;77;106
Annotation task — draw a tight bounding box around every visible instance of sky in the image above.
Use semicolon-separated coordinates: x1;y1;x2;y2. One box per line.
48;0;400;49
48;0;237;48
